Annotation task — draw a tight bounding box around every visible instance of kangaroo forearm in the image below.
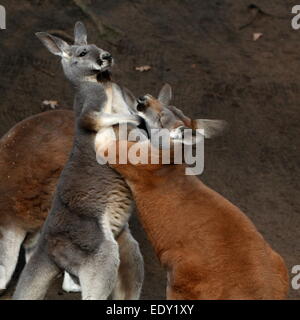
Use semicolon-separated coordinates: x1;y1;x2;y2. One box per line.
80;111;141;132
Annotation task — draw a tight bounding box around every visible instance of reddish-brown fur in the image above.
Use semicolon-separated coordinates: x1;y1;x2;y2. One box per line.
96;97;289;300
0;110;74;231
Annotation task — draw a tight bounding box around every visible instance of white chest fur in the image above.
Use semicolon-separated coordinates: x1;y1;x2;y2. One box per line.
94;83;134;237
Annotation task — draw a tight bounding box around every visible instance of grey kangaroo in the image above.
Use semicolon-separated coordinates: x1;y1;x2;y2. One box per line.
13;22;144;300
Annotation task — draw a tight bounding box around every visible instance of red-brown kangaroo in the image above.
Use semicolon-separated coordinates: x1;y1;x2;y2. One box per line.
93;84;289;300
0;110;74;294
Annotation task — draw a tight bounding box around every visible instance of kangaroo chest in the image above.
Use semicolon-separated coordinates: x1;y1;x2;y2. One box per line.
94;129;134;237
104;178;134;237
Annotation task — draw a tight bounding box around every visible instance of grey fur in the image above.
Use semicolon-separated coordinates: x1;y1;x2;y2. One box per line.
13;22;144;300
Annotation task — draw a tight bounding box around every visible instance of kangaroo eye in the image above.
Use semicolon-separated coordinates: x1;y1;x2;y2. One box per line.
79;50;87;57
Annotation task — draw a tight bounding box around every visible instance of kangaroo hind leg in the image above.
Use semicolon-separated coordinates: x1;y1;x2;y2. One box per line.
79;215;120;300
23;231;41;263
79;237;120;300
13;247;61;300
112;225;144;300
0;224;26;293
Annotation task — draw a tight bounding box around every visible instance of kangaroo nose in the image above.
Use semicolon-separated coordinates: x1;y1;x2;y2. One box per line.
137;97;147;112
137;97;146;104
101;52;112;61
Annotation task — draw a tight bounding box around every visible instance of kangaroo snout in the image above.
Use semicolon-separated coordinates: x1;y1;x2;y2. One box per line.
101;52;112;61
97;51;113;66
96;51;113;73
137;96;146;104
137;98;147;112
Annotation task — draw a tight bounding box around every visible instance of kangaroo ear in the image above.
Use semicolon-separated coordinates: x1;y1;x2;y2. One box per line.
158;83;172;106
74;21;87;46
36;32;70;57
122;87;137;111
192;119;228;139
169;126;204;146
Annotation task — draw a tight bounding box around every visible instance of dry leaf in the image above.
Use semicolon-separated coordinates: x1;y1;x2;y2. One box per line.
253;33;263;41
42;100;59;109
135;65;151;72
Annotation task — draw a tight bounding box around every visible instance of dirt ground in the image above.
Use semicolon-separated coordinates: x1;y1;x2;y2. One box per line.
0;0;299;300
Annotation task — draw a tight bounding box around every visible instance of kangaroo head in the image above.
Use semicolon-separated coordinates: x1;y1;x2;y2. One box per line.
36;21;113;84
135;84;227;143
